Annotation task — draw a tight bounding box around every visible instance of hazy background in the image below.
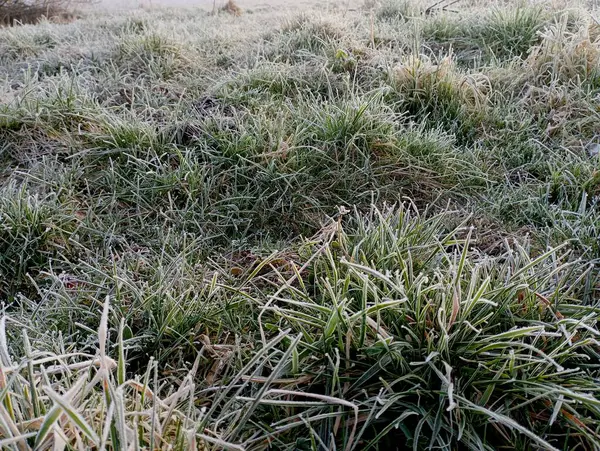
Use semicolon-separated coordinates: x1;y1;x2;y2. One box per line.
97;0;329;9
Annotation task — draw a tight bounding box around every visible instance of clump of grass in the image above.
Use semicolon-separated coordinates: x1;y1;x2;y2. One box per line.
525;13;600;86
477;6;546;61
0;25;62;61
113;33;192;80
421;6;546;64
254;205;600;449
543;193;600;258
377;125;488;196
0;298;246;450
392;55;489;106
0;182;79;297
270;15;348;63
388;54;491;141
217;63;336;105
376;0;421;22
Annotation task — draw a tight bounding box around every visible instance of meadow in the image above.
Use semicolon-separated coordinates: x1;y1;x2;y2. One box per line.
1;0;600;449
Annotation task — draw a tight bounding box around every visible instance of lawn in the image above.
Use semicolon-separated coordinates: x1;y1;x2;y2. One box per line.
1;0;600;449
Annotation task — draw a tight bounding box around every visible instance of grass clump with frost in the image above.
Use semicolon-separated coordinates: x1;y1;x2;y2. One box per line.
3;206;600;449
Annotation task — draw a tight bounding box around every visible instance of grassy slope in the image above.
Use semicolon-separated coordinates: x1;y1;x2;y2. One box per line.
1;0;600;449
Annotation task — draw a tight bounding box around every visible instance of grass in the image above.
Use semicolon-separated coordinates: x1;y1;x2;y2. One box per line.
421;5;547;65
0;0;599;449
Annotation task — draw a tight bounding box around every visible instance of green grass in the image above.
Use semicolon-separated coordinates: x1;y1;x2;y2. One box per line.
421;5;547;64
1;1;600;449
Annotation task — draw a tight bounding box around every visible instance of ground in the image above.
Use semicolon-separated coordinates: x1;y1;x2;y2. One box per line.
1;0;600;450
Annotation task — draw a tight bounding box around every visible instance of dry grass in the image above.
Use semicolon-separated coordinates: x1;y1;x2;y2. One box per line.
526;13;600;84
220;0;241;16
0;0;88;26
392;54;491;110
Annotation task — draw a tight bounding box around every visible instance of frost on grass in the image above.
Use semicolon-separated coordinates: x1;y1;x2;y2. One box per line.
1;1;600;450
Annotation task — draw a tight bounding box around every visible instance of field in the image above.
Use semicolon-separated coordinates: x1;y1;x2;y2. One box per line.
1;0;600;449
